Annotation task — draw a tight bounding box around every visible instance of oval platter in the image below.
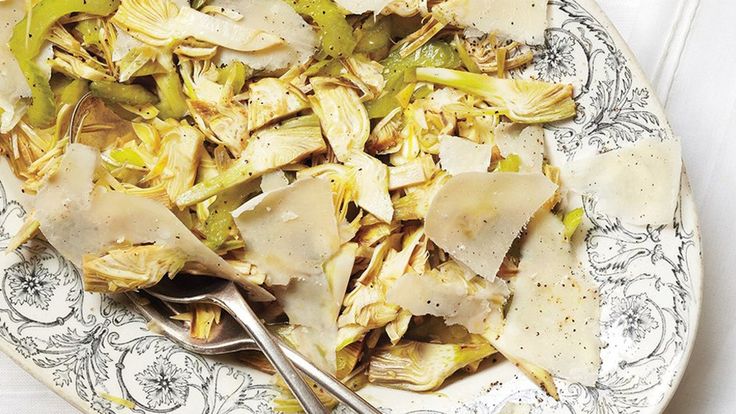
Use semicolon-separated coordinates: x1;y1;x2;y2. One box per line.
0;0;703;413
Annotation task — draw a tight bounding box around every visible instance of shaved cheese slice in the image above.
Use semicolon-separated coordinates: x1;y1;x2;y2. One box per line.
426;172;557;280
34;144;272;301
275;242;356;372
434;0;547;45
277;277;338;371
213;0;318;71
0;0;31;132
346;151;394;223
495;211;601;386
562;137;682;225
494;123;544;173
260;170;289;193
387;262;510;333
232;178;341;286
276;242;357;372
334;0;394;14
438;135;492;175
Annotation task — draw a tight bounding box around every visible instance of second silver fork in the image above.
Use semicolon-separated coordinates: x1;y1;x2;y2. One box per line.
127;276;380;414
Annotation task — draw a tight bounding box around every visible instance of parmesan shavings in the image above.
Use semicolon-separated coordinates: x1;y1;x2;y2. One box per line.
425;172;557;280
495;211;601;386
562;137;682;225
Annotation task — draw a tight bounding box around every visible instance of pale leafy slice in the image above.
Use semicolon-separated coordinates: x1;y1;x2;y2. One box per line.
388;155;434;190
387;261;510;333
434;0;547;45
438;135;492;175
346;151;394;223
310;77;370;162
156;123;204;203
231;178;341;286
34;144;272;300
494;123;544;173
561;137;682;225
212;0;318;71
248;78;309;131
495;211;601;386
425;172;557;280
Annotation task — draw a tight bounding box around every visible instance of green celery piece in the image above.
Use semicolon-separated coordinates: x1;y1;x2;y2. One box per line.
60;79;90;105
366;41;461;119
202;187;251;251
154;72;188;119
356;17;391;53
563;208;584;239
177;158;255;208
75;19;102;47
217;61;253;95
9;0;121;128
90;81;159;106
496;154;521;172
288;0;356;58
110;147;146;167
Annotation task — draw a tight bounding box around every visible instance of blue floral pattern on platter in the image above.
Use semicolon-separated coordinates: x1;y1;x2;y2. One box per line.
0;0;701;413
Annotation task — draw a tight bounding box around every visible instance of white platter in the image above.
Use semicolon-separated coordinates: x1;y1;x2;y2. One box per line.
0;0;702;413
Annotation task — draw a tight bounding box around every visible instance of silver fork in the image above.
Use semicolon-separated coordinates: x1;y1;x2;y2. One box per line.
127;276;380;414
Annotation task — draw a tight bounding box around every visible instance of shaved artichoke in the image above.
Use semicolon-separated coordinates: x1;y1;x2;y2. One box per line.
176;120;326;207
415;68;576;123
82;245;187;293
310;77;370;162
368;340;496;391
345;151;394;223
155;122;204;203
248;78;309;131
112;0;283;51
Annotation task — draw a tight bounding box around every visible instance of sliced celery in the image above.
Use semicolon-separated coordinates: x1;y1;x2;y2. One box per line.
9;0;121;127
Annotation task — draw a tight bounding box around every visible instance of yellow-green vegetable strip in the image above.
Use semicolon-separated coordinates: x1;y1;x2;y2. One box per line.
90;81;159;106
366;41;461;119
288;0;356;58
154;72;188;120
356;17;392;53
202;188;250;251
496;154;521;173
563;208;584;239
217;62;252;96
60;79;90;105
176;159;255;208
9;0;121;128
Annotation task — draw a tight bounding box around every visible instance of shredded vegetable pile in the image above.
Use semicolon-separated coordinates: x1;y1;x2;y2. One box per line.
0;0;685;410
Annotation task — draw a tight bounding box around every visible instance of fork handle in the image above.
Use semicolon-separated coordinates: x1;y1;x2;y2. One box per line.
281;346;382;414
216;284;329;414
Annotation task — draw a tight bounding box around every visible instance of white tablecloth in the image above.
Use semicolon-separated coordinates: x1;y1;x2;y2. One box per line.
2;1;735;413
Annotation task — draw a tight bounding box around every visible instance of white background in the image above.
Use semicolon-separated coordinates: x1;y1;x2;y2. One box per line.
1;0;735;412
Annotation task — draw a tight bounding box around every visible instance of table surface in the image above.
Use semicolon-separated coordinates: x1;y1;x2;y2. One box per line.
2;1;735;413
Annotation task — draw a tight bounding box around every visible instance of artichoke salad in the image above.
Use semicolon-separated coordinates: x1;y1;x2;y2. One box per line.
0;0;622;409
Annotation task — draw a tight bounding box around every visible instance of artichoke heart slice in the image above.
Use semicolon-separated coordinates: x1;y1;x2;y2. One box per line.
112;0;283;51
